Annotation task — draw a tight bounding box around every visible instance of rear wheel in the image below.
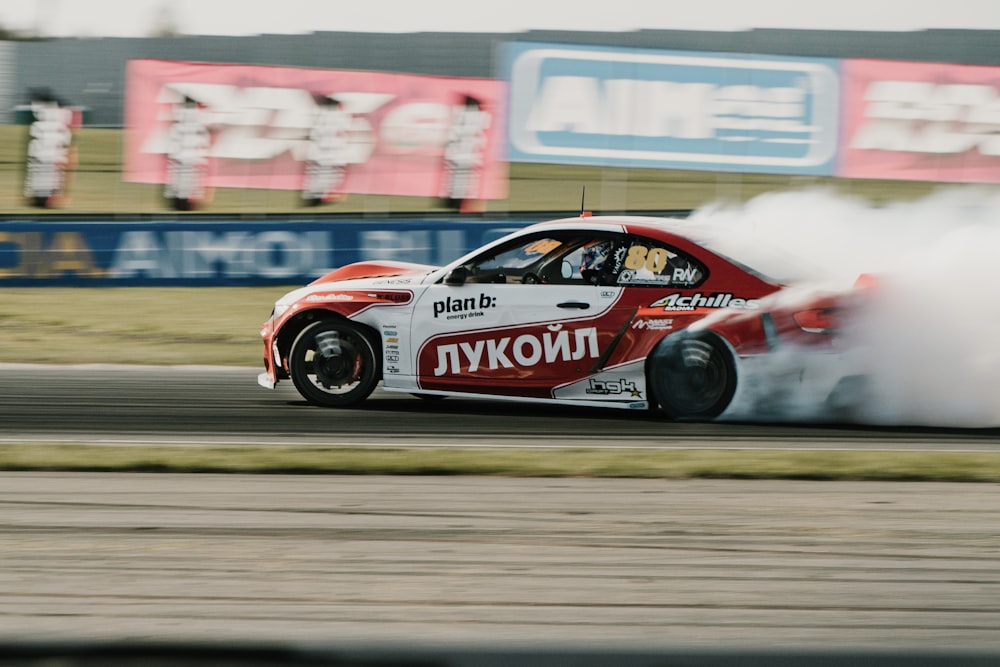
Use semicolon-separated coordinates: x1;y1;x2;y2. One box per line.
649;332;736;420
289;320;380;407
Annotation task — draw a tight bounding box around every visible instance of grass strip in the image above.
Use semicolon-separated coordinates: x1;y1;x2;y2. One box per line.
0;287;286;365
2;444;1000;482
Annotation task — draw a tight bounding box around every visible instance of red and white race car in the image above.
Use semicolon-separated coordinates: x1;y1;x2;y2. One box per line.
259;215;863;420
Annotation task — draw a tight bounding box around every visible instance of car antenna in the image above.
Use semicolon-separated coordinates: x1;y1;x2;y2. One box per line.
580;186;591;218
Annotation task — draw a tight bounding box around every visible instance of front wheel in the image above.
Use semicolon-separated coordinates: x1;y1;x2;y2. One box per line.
289;320;380;407
648;332;736;421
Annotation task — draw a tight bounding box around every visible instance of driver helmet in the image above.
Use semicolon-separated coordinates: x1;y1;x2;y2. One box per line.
580;240;612;283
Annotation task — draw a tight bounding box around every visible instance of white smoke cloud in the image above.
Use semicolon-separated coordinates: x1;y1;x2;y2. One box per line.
686;186;1000;428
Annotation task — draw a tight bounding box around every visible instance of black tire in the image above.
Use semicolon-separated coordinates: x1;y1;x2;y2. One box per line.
648;332;736;421
289;320;380;407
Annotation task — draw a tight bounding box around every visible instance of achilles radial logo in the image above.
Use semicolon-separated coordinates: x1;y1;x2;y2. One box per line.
505;42;839;175
651;293;760;311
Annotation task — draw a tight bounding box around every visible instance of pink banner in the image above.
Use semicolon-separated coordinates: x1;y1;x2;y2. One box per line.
124;59;507;201
840;59;1000;183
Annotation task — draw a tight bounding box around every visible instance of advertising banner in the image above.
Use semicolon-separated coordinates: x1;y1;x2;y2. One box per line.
123;60;507;202
839;59;1000;183
0;218;532;287
504;42;840;175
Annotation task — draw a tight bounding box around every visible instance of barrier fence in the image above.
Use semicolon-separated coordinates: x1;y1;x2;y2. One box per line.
0;216;538;286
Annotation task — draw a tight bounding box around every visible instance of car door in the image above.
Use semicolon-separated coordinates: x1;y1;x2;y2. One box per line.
410;230;633;398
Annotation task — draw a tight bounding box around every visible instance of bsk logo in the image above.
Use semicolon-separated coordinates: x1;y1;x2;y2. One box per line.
586;378;641;397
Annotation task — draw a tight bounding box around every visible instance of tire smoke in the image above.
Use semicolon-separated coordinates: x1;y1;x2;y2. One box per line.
686;187;1000;427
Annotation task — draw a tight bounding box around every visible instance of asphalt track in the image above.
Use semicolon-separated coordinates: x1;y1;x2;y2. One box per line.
2;365;1000;653
3;472;1000;651
1;364;1000;449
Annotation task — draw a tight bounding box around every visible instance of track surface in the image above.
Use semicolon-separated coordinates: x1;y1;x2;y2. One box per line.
2;364;999;448
3;472;1000;650
2;365;1000;651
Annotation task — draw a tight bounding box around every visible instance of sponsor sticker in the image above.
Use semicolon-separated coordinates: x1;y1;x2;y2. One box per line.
432;291;498;321
631;318;674;331
306;293;354;302
586;378;642;398
650;292;760;311
432;325;599;376
382;325;401;374
368;291;411;303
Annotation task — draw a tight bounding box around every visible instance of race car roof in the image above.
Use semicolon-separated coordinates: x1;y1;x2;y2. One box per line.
531;215;829;286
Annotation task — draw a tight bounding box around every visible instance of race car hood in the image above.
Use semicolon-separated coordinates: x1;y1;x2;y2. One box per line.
309;260;439;285
270;260;438;323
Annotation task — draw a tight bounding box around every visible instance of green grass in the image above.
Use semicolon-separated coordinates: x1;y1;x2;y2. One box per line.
1;444;999;482
0;287;288;365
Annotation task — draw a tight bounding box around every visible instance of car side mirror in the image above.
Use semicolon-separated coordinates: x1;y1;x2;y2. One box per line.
444;266;470;285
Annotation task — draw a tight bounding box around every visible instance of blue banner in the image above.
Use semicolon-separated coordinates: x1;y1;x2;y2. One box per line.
0;219;536;286
504;42;840;175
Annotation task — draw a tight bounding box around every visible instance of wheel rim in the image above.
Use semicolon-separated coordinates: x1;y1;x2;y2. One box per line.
660;338;731;417
303;330;365;397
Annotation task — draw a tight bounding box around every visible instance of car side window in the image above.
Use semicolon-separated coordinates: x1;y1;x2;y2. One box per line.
462;232;624;285
614;237;707;288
